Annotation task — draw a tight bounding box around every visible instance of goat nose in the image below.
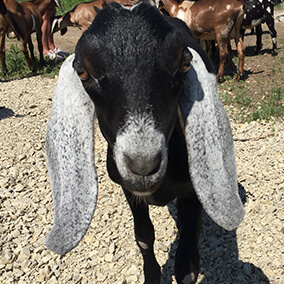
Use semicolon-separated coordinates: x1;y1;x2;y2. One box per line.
125;152;162;176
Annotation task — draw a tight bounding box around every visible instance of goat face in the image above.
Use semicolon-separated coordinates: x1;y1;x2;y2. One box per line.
45;2;244;261
73;3;192;195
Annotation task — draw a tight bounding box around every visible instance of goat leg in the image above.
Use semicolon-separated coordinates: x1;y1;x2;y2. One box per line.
265;14;277;56
27;36;35;61
216;38;228;82
174;195;202;284
19;37;33;71
255;25;263;55
235;36;245;81
35;28;45;65
123;189;161;284
0;29;8;75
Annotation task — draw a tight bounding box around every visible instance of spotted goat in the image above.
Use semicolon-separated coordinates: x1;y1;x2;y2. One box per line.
242;0;278;56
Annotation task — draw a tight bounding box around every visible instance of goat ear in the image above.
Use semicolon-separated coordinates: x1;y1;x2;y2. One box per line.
93;5;102;13
61;27;67;36
45;54;98;255
179;47;245;231
54;0;64;13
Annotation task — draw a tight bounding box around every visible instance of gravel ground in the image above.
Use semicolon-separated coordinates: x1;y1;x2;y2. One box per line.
0;71;283;283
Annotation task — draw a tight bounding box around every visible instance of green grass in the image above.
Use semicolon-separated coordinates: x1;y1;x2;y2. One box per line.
16;0;86;15
219;83;284;123
57;0;90;14
0;44;62;80
250;88;284;121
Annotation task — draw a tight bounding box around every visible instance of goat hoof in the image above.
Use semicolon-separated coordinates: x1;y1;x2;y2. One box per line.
236;72;245;81
217;76;225;83
175;260;199;284
145;280;160;284
271;50;277;57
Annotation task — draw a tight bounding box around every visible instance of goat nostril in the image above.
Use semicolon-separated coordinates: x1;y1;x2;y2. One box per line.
125;152;162;176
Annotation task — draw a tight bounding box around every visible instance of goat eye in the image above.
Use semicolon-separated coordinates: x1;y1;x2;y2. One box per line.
179;49;192;73
78;70;89;81
180;61;191;73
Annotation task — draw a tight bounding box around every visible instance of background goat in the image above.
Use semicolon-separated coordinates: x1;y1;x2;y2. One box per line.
51;0;139;35
45;3;244;284
159;0;246;82
0;0;63;75
242;0;277;55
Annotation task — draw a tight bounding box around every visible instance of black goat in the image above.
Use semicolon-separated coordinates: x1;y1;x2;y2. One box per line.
242;0;277;55
45;3;245;284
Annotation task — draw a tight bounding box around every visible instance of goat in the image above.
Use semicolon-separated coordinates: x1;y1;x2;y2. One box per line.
242;0;277;56
45;3;245;284
159;0;246;82
0;0;63;75
51;0;139;35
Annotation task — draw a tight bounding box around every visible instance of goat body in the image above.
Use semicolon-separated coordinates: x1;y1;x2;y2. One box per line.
242;0;277;55
51;0;139;35
0;0;63;75
160;0;246;82
45;3;245;284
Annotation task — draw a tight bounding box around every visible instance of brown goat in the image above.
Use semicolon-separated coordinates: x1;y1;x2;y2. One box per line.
0;0;63;75
160;0;246;82
51;0;140;35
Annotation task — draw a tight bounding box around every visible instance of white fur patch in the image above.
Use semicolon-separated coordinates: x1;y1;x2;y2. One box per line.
266;7;271;14
251;19;262;26
114;112;168;192
31;14;36;32
182;272;195;284
138;241;148;250
177;9;185;22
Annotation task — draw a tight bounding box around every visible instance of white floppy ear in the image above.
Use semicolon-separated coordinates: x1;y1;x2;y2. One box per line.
45;54;97;255
179;47;245;231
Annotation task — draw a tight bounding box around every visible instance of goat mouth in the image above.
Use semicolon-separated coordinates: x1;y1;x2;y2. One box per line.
117;153;168;195
123;173;164;196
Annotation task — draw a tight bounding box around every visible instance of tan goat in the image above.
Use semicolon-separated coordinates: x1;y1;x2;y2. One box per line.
0;0;63;76
160;0;246;82
51;0;140;35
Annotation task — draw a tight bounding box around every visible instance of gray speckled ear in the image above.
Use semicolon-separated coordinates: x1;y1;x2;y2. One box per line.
45;54;97;255
179;48;245;231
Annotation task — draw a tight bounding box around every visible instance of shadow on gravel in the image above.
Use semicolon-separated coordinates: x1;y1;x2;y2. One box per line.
160;184;270;284
0;106;27;121
0;107;14;120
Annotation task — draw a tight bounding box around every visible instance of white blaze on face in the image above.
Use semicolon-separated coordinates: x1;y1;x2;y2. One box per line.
114;112;167;192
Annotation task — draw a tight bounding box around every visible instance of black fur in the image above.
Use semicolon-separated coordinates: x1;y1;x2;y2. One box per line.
74;3;214;283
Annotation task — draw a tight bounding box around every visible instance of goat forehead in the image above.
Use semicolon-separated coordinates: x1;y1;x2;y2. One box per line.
118;112;160;147
84;4;175;54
